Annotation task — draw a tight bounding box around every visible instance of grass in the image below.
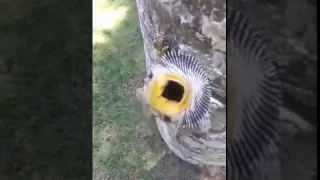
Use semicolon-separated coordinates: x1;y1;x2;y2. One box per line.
93;0;200;179
92;0;157;179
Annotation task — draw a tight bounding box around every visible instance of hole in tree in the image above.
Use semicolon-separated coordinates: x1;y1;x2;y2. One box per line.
161;80;185;102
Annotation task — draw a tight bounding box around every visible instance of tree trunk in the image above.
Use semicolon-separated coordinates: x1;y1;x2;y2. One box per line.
135;0;227;168
135;0;317;179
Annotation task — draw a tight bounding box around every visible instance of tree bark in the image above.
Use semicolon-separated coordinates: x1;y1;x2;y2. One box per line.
135;0;227;168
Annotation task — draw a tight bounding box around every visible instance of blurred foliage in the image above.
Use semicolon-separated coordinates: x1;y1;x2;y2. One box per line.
0;0;91;179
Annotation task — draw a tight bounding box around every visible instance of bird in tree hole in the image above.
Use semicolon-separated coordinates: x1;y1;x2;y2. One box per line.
136;34;212;139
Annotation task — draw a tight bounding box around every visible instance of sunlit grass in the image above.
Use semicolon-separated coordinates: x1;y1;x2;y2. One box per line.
92;0;152;179
93;5;128;45
93;31;108;45
93;6;128;30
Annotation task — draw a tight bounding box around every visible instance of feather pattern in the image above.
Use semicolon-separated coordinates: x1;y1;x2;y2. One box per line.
227;7;282;179
150;49;212;131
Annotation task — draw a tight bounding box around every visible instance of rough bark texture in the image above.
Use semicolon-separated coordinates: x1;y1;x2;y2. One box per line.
135;0;227;168
136;0;317;179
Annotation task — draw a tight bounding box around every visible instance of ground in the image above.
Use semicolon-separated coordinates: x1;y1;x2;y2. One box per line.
93;0;200;179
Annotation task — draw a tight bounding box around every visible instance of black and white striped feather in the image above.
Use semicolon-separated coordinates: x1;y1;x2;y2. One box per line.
149;49;212;132
227;7;282;179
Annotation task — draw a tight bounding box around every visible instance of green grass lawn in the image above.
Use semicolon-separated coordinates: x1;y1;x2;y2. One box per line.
93;0;160;179
93;0;200;179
